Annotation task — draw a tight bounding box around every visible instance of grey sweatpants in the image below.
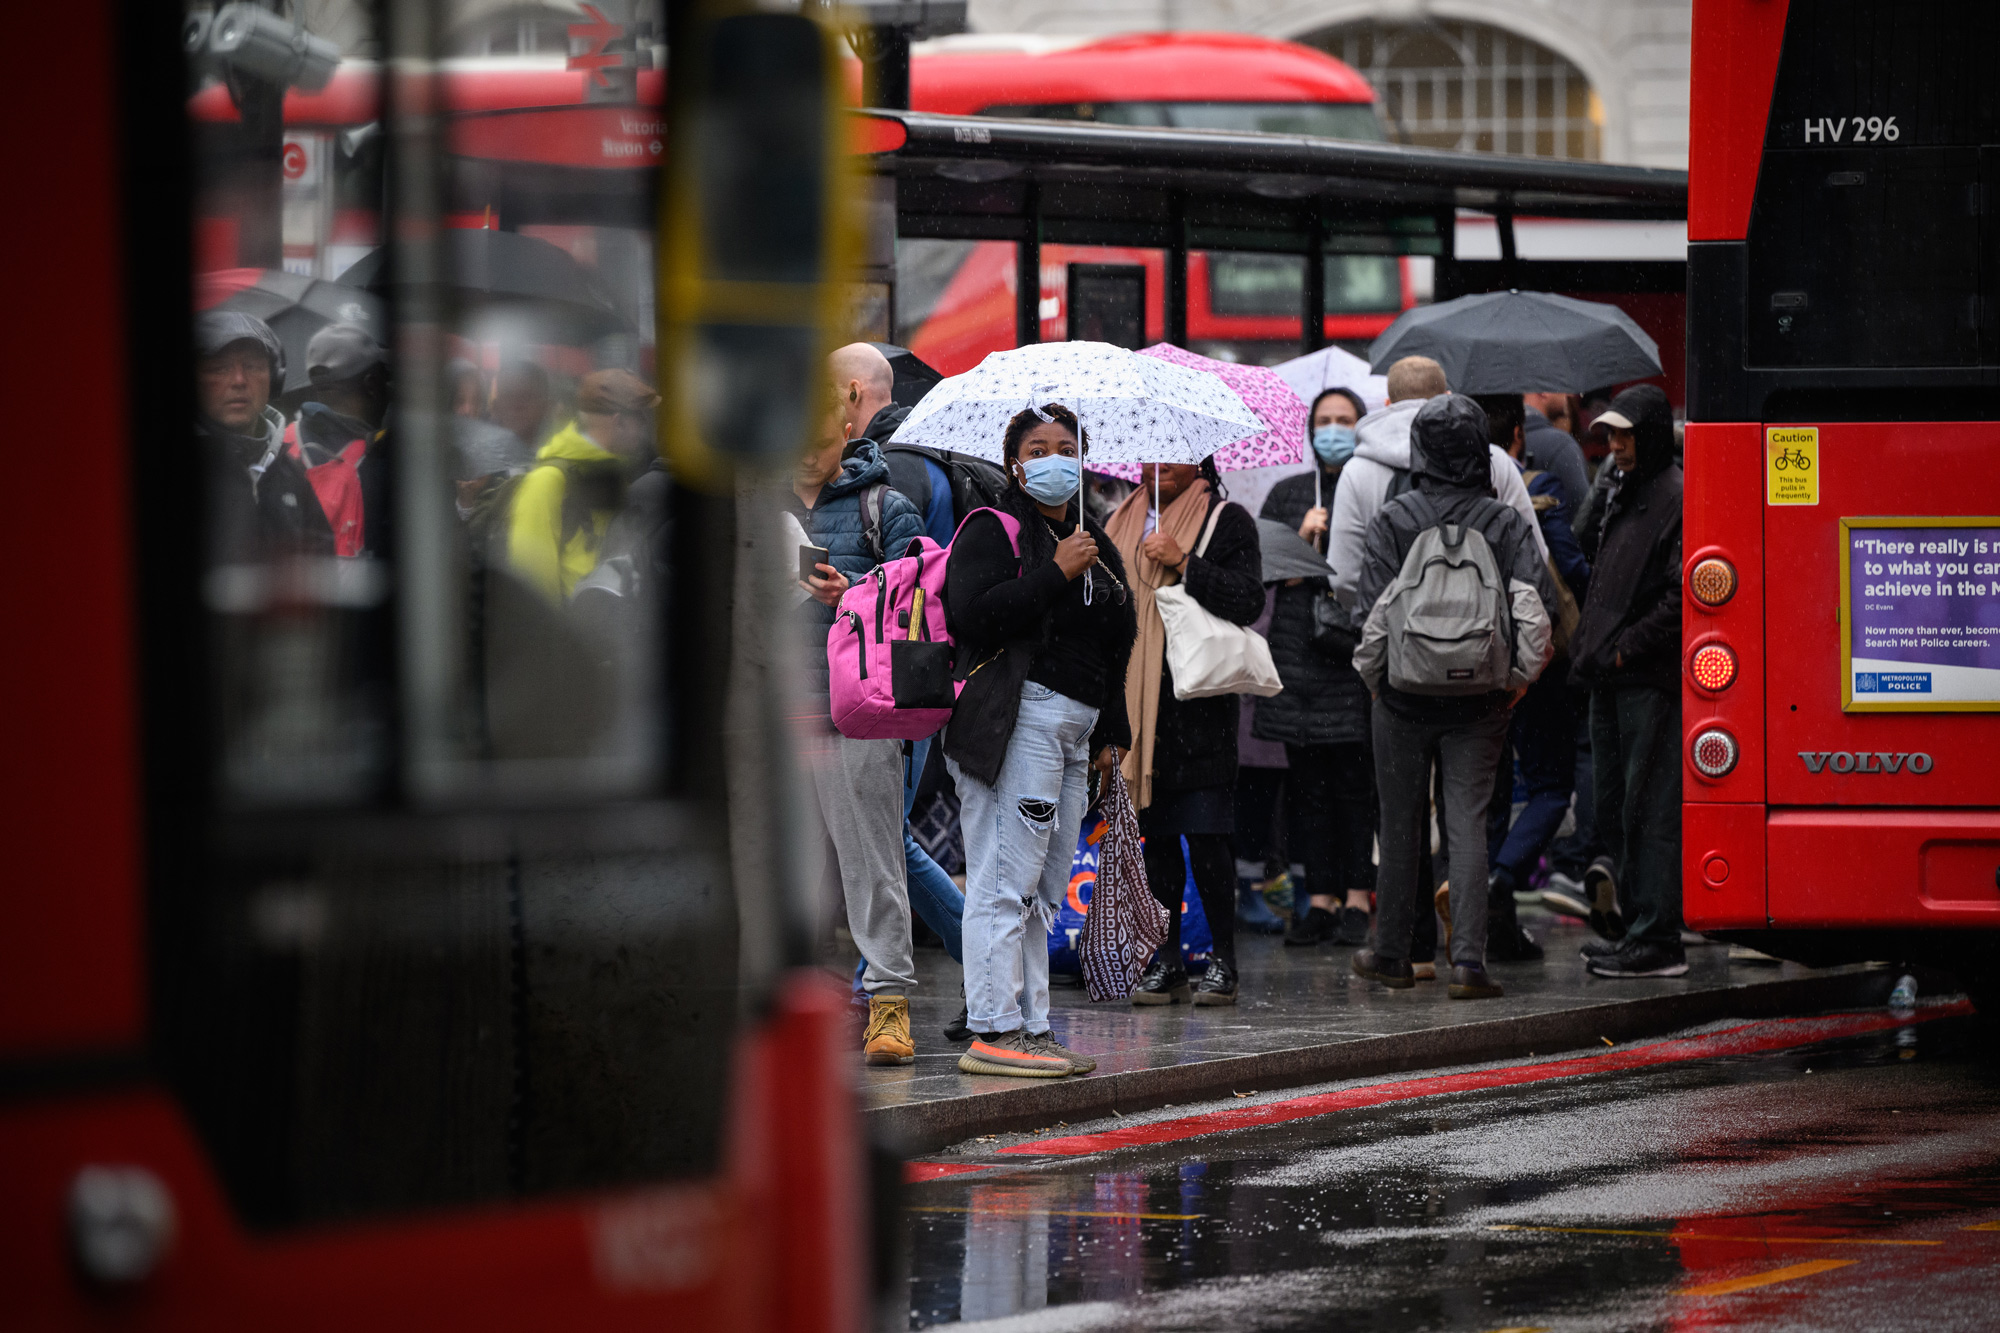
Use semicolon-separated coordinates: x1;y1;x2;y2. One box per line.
811;732;917;995
1371;700;1511;969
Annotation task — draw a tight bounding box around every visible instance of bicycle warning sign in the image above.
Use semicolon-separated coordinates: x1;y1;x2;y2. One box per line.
1767;426;1818;505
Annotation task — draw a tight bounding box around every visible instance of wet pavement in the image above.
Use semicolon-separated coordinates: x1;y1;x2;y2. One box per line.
897;1000;2000;1331
857;908;1891;1150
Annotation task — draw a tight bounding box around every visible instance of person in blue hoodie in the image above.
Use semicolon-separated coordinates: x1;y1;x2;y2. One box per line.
787;396;928;1066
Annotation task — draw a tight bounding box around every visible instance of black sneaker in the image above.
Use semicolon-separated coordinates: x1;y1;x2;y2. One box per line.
1487;920;1545;962
1579;934;1623;960
1192;956;1239;1006
1285;905;1337;946
1587;939;1690;978
1541;872;1592;920
1333;905;1371;946
1351;948;1415;989
1447;964;1505;999
1132;955;1192;1005
943;1005;972;1043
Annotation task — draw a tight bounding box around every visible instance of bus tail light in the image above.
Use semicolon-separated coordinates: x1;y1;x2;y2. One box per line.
1689;642;1738;692
1690;727;1740;778
1689;557;1737;607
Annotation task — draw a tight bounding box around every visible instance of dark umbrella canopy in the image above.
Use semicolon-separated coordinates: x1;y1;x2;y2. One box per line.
870;341;945;409
1256;517;1335;583
338;230;631;345
200;268;386;395
1367;290;1660;395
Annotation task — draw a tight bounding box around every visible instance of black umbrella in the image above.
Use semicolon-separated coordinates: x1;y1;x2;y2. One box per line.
205;269;386;396
338;230;632;345
1367;290;1660;394
870;341;945;409
1256;518;1335;584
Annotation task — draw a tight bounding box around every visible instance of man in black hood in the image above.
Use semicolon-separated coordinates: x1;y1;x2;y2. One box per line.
1568;383;1686;979
1350;394;1557;1000
194;310;334;564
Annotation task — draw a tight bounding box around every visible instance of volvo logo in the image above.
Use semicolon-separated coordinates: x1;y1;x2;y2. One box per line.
1798;751;1932;774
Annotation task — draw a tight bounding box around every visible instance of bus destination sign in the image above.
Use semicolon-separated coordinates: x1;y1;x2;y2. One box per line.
1842;518;2000;713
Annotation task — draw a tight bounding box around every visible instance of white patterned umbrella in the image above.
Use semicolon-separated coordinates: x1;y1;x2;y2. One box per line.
886;340;1263;466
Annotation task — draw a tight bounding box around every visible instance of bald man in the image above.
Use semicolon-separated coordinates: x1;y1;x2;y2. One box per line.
829;342;957;547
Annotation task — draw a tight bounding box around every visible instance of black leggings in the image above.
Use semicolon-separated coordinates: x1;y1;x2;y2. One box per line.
1283;743;1376;902
1143;831;1237;968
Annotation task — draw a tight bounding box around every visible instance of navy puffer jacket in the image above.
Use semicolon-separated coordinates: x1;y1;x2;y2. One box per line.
788;441;924;716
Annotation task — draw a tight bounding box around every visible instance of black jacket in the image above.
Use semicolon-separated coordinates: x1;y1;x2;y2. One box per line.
943;487;1136;784
1571;384;1681;691
200;407;336;565
1523;406;1590;525
1146;496;1266;793
1252;469;1370;748
1355;395;1558;724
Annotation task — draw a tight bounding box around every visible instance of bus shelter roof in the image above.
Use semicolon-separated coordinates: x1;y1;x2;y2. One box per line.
855;108;1688;256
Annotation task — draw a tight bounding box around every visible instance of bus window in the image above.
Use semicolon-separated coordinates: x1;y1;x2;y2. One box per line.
1207;252;1403;319
985;100;1387;141
173;0;733;1230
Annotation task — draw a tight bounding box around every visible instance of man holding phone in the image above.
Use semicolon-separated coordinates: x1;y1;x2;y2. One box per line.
789;398;928;1065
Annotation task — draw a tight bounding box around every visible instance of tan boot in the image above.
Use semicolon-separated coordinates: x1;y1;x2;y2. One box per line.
864;995;916;1066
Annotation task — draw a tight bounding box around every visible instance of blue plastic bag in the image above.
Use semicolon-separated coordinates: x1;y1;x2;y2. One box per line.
1051;820;1210;974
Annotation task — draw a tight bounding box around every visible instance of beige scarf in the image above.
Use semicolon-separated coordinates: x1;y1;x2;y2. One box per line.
1106;477;1213;810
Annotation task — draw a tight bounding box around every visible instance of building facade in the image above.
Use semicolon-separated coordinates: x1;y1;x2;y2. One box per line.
963;0;1692;169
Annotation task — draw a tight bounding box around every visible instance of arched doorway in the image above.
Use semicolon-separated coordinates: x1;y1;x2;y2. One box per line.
1303;18;1603;159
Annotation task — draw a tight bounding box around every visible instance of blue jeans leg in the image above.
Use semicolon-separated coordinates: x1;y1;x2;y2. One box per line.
903;737;965;964
1494;666;1578;881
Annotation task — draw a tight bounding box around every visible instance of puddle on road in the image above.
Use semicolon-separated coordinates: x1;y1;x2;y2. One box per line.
905;1018;2000;1331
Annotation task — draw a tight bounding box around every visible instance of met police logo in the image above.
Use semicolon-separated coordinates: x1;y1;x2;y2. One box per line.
1798;751;1933;774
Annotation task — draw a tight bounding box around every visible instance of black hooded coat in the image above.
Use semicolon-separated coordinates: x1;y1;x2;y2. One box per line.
1569;384;1681;691
1355;394;1557;724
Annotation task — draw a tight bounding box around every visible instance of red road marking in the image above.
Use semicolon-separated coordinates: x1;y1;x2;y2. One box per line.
982;1004;1968;1159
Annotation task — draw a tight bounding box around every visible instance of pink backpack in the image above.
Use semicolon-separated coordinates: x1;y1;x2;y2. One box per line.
827;508;1021;740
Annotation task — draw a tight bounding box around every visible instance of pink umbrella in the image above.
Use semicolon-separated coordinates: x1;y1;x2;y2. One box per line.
1091;343;1307;481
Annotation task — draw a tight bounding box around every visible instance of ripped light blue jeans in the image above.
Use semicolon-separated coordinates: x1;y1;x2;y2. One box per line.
947;681;1099;1036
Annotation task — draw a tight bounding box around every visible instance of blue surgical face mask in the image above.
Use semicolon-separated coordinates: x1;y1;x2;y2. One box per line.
1311;424;1357;467
1019;453;1081;505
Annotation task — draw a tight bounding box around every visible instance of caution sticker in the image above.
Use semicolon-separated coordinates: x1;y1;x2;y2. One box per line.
1767;426;1818;505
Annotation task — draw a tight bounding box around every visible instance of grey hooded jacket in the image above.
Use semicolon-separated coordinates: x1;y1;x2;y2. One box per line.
1352;395;1558;724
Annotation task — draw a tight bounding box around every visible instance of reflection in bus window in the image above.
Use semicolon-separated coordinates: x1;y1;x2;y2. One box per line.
173;0;733;1231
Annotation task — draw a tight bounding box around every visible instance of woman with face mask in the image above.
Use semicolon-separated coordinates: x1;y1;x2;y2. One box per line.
941;404;1137;1078
1254;387;1379;949
1106;450;1267;1007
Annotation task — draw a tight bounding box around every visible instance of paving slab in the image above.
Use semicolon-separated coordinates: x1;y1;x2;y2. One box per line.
855;907;1895;1154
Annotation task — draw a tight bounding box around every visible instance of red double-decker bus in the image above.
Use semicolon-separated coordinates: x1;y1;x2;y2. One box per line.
897;32;1415;370
1683;0;2000;998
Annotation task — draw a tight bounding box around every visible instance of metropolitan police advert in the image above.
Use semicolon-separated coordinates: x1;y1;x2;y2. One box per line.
1847;521;2000;709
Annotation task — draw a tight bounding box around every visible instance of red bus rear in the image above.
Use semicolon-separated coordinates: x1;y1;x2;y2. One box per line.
1684;0;2000;996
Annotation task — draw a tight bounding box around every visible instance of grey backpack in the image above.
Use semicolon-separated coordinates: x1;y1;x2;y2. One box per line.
1369;494;1514;695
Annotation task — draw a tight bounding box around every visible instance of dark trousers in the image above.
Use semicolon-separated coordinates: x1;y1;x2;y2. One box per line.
1485;660;1578;883
1589;685;1683;945
1233;767;1288;877
1372;701;1511;968
1145;832;1237;968
1550;700;1602;876
1284;743;1376;901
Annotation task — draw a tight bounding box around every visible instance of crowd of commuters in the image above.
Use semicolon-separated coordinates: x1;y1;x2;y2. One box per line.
199;313;1692;1076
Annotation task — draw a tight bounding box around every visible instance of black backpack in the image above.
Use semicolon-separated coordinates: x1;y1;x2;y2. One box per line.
883;443;1007;532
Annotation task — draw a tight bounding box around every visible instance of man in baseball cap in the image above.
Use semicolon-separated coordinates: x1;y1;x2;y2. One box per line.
289;323;393;556
194;310;333;562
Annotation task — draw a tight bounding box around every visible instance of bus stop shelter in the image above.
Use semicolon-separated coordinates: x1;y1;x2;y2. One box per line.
853;108;1688;368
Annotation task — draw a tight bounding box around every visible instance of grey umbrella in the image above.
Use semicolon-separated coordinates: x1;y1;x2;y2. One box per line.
1367;290;1660;394
338;230;632;345
1257;518;1335;584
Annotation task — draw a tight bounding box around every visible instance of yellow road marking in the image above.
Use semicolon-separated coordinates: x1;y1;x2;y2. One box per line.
1483;1327;1551;1332
1488;1224;1938;1247
906;1206;1204;1221
1963;1220;2000;1231
1682;1258;1854;1297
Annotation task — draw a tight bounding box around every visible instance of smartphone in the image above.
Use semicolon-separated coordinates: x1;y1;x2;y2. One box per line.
798;544;831;584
